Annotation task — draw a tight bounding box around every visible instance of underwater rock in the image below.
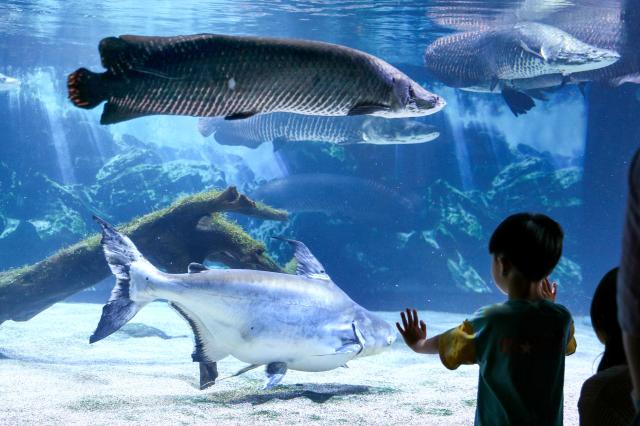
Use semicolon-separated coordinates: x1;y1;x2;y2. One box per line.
94;147;161;181
552;257;583;295
0;187;287;325
0;165;95;269
90;148;226;222
425;179;491;243
417;155;583;298
446;251;491;294
0;220;49;268
488;156;581;212
0;162;19;214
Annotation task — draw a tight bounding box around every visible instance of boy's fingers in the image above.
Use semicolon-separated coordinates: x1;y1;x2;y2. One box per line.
396;322;404;334
406;309;413;326
401;311;408;329
413;309;419;326
420;320;427;335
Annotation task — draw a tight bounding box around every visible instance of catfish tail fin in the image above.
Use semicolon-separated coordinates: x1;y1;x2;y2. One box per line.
90;215;158;343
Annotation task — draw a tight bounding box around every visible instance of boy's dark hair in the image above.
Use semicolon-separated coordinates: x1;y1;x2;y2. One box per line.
489;213;564;282
591;267;626;372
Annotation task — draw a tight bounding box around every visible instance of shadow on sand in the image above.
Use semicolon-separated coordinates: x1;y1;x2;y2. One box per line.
229;383;372;405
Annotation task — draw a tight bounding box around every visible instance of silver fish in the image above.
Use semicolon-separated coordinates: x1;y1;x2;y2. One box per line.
0;73;20;91
90;216;396;390
198;114;440;149
67;34;445;125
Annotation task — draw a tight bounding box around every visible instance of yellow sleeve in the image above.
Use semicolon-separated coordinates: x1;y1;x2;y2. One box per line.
438;320;477;370
566;321;577;355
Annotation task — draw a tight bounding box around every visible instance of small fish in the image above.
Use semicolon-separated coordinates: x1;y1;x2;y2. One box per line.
90;216;396;390
118;323;187;340
198;114;440;149
424;22;620;115
0;73;20;91
67;34;445;125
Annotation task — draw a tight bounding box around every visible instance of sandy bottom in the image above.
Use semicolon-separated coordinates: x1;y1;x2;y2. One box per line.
0;302;599;425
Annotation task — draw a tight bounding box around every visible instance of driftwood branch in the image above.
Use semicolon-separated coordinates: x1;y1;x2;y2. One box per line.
0;187;288;324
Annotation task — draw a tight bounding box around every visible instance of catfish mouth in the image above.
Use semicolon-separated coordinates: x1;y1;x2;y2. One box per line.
358;322;397;356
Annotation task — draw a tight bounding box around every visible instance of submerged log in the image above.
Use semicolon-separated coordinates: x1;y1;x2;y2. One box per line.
0;187;288;324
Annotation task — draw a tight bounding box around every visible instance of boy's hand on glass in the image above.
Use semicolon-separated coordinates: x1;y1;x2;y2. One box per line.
396;308;427;350
540;278;558;302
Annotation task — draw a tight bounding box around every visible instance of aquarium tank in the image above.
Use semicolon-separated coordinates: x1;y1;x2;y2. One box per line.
1;0;638;424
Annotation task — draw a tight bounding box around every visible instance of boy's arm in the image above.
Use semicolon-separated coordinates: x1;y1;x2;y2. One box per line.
566;320;577;355
410;334;441;354
397;309;477;368
396;309;440;354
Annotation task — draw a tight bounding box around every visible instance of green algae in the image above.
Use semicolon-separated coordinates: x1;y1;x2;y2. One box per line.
0;187;287;324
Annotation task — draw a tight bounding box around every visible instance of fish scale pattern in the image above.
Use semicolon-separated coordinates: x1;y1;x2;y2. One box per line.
102;34;397;120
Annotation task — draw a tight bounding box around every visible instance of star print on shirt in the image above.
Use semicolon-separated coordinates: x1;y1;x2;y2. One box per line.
520;342;532;354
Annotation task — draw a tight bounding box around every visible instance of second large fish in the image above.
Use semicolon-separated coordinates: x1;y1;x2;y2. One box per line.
198;114;440;148
67;34;445;125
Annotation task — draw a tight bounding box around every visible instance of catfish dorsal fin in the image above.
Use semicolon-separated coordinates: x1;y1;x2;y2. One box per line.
188;262;209;274
273;237;330;281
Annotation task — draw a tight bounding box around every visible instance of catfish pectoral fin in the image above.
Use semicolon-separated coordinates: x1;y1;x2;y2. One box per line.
199;362;218;390
264;362;288;390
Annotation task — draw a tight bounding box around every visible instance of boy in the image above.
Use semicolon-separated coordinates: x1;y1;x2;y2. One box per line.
397;213;576;425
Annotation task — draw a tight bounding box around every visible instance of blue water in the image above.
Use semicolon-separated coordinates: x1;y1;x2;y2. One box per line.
0;0;638;318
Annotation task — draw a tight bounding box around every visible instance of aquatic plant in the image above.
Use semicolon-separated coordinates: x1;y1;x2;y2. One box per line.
0;187;287;325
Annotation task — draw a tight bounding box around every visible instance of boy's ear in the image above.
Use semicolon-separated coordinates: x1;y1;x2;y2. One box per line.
498;256;512;276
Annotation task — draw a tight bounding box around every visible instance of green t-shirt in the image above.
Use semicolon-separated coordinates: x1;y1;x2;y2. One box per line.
438;300;577;426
